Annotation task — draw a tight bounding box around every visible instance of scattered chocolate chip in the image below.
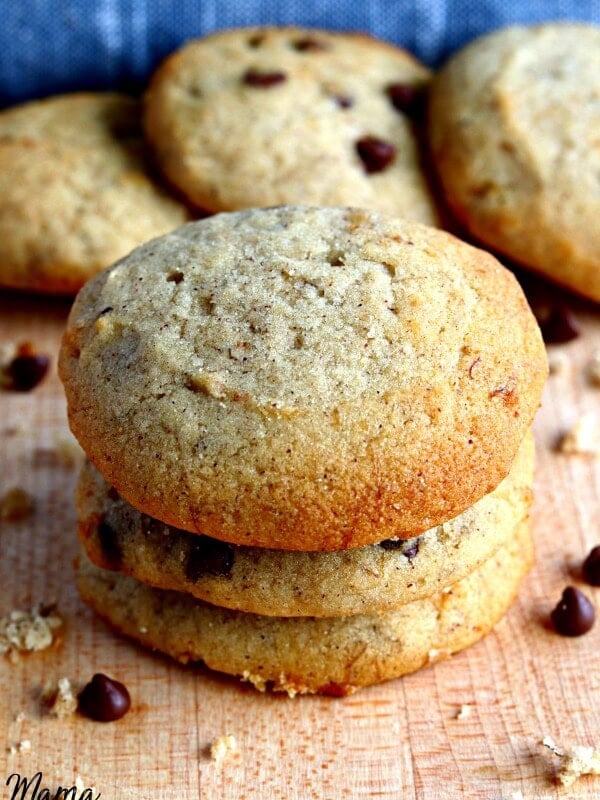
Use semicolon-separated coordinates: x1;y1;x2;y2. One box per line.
583;546;600;586
247;34;264;48
97;519;123;570
7;353;50;391
356;136;396;174
185;536;235;581
78;673;131;722
166;270;184;284
540;306;581;344
333;95;353;109
293;37;328;52
551;586;595;636
243;69;287;88
386;83;426;119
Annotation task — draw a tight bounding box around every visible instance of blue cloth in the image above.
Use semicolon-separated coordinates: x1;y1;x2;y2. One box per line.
1;0;600;105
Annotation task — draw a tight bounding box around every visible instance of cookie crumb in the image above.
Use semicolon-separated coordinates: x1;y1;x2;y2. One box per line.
427;648;451;664
7;739;31;755
548;351;569;376
558;413;600;455
455;704;471;720
0;487;34;522
210;734;238;766
2;422;26;437
587;351;600;387
44;677;77;718
241;670;267;692
0;604;63;657
543;736;600;787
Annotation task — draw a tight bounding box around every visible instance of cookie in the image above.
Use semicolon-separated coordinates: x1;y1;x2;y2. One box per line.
60;207;547;550
77;428;533;616
0;92;189;294
428;23;600;301
144;27;439;225
77;514;533;696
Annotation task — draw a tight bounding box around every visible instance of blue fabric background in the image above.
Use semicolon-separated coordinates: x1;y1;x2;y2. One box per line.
1;0;600;106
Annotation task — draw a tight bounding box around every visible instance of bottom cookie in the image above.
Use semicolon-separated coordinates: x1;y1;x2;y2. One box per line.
78;516;533;696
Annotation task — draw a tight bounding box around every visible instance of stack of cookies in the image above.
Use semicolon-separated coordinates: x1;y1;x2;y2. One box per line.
59;205;547;695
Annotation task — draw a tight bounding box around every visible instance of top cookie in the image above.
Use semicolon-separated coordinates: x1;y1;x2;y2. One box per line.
144;27;439;225
0;93;189;294
428;23;600;301
59;206;547;551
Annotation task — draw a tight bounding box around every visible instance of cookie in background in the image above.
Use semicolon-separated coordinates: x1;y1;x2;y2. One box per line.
0;92;190;294
428;23;600;302
144;26;441;226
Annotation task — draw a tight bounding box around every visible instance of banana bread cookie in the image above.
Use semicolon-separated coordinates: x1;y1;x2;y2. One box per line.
77;429;533;616
428;23;600;301
60;206;547;550
144;26;439;224
77;514;534;696
0;92;189;293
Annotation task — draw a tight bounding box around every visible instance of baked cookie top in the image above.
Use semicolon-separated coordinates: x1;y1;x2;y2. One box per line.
0;92;189;294
77;430;533;617
144;26;438;224
60;206;547;550
428;23;600;301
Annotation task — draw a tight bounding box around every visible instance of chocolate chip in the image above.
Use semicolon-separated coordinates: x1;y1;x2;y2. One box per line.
247;34;265;48
243;69;287;88
379;538;403;550
551;586;595;636
356;136;396;174
185;536;235;581
583;546;600;586
7;353;50;391
333;95;353;109
379;537;419;560
293;37;328;52
540;306;580;344
386;83;426;119
402;540;419;560
166;271;184;284
97;518;123;570
78;673;131;722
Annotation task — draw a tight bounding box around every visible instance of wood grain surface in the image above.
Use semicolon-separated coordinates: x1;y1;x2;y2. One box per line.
1;287;599;800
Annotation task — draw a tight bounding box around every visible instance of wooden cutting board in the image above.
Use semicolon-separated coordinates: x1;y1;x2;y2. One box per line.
1;287;600;800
